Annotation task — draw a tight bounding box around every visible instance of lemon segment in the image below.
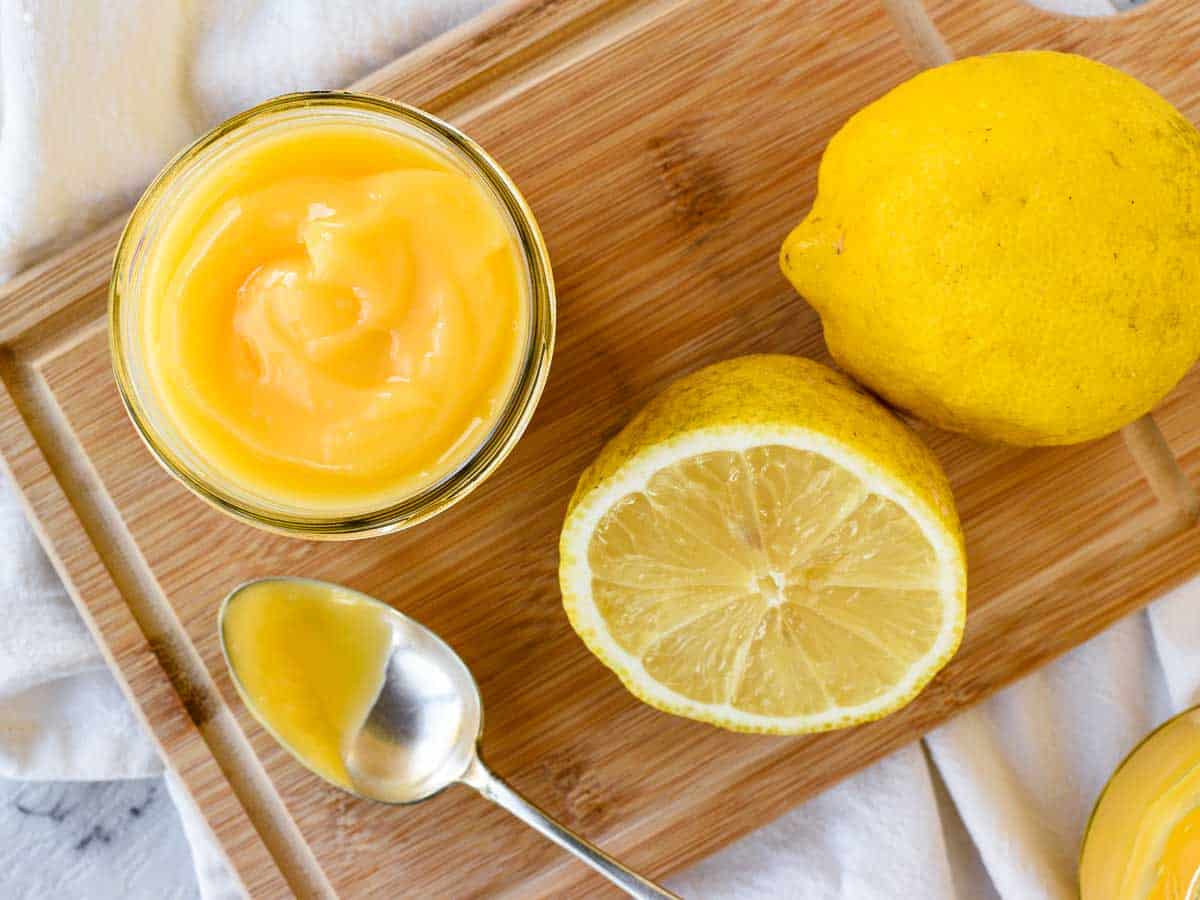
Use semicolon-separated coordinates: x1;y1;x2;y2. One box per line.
560;356;966;734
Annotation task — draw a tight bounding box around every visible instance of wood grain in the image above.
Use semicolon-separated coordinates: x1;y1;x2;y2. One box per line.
2;0;1199;896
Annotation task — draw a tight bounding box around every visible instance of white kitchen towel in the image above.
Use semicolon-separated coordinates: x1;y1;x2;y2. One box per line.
5;1;1192;899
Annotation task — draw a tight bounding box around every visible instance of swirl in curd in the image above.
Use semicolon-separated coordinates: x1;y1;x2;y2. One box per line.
141;121;527;511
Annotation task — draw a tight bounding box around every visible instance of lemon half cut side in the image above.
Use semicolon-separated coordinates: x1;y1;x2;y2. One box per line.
559;356;967;734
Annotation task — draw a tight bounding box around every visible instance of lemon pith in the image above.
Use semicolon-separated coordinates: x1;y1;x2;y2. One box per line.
559;356;966;734
781;51;1200;446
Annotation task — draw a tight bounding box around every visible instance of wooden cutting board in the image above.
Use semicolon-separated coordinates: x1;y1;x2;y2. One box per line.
3;0;1200;895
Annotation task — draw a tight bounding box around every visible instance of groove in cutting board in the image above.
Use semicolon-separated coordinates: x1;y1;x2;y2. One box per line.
1;0;1199;896
879;0;954;66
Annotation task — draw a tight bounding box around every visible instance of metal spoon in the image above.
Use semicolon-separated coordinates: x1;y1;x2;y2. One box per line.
219;577;678;900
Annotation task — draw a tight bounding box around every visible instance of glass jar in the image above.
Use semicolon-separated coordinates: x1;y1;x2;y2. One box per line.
110;92;555;539
1080;705;1200;899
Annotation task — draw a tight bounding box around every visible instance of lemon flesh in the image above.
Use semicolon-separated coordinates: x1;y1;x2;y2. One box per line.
782;51;1200;446
560;356;966;733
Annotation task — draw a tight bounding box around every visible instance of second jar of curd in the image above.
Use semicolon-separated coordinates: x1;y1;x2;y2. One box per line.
111;93;554;537
1081;706;1200;900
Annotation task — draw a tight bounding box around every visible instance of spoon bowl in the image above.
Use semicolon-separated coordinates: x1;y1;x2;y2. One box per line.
219;577;676;899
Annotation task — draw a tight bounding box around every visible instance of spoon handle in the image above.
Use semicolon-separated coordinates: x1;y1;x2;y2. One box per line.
461;755;681;899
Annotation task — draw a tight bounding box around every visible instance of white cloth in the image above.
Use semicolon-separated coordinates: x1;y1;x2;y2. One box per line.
2;0;1186;898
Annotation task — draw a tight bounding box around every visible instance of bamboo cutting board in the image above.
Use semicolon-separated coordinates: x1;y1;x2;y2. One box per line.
3;0;1200;895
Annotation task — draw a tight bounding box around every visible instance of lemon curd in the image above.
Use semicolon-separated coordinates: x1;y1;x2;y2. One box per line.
112;95;554;535
221;580;395;791
1081;708;1200;900
143;117;526;510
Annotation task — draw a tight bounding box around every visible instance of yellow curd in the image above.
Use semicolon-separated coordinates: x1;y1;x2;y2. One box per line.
1081;708;1200;900
221;580;395;790
139;117;526;512
113;95;554;535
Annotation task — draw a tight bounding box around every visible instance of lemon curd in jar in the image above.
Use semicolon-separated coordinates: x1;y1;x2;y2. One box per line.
112;94;553;535
140;113;527;512
1080;707;1200;900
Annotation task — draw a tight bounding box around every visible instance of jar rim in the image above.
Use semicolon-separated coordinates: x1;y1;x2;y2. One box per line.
109;91;555;539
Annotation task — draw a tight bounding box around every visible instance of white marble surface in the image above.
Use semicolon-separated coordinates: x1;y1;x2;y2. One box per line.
0;777;199;898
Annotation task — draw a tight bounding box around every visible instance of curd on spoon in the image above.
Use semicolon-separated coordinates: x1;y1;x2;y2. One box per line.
219;577;678;899
220;578;395;791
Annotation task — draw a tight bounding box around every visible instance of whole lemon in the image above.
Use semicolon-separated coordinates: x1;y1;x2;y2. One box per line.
781;51;1200;445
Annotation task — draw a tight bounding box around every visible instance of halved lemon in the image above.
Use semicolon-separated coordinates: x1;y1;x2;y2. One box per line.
559;355;966;734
